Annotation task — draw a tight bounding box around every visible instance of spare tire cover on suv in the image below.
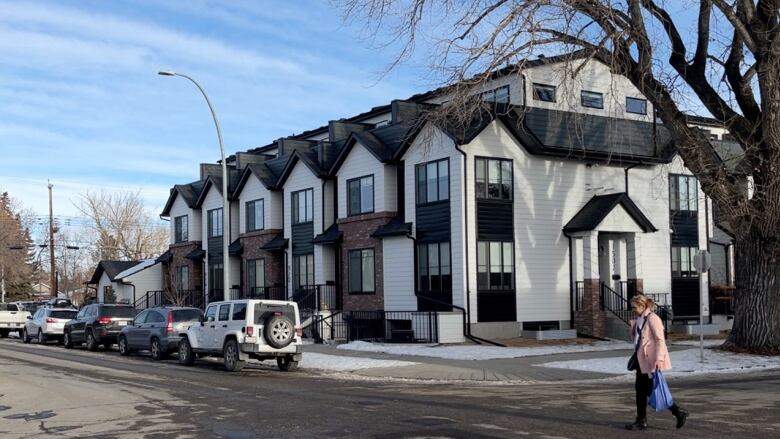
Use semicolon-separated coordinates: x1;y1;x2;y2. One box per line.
264;314;294;349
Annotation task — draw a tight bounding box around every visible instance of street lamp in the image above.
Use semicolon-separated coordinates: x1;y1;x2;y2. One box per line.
158;70;231;300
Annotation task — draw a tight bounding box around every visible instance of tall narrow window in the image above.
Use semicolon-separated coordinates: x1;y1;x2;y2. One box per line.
416;159;449;204
669;175;698;212
246;199;264;232
417;242;451;292
293;254;314;288
347;175;374;215
208;263;224;291
292;189;313;224
475;158;512;200
174;215;188;243
208;208;223;237
247;259;265;293
581;90;604;109
671;246;699;278
176;266;189;291
626;97;647;115
348;249;375;293
477;241;514;290
532;83;556;102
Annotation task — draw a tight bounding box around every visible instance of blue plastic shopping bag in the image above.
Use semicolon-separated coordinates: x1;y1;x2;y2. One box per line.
648;370;674;412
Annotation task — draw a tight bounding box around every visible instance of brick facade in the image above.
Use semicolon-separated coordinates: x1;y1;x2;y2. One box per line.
163;241;204;293
338;212;395;312
240;229;285;292
573;278;606;338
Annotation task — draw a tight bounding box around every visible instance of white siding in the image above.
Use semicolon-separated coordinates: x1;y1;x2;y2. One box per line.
402;126;466;310
96;273;112;303
337;143;387;217
384;164;398;212
121;263;162;303
323;180;335;228
463;120;676;323
523;59;653;122
438;312;466;343
383;237;416;311
169;195;200;244
238;174;282;233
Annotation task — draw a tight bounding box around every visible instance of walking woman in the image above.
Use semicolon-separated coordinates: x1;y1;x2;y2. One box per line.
626;294;689;430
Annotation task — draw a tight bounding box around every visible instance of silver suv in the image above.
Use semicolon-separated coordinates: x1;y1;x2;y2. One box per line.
178;299;303;372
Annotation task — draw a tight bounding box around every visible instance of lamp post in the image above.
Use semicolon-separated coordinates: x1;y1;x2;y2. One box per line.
158;70;231;300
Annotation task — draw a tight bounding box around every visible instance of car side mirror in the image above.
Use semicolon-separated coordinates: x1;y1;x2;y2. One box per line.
26;315;32;320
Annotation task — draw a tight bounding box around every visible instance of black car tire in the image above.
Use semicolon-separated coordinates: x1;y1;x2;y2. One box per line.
86;330;99;351
118;335;131;356
178;337;195;366
63;330;73;349
223;339;245;372
0;330;8;338
22;328;30;344
264;314;295;349
38;330;47;344
150;338;167;361
277;356;299;372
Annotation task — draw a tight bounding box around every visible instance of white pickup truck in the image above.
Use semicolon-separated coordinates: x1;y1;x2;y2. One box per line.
178;299;303;372
0;303;32;338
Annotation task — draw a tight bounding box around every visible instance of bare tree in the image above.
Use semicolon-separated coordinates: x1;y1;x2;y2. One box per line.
0;191;36;300
340;0;780;353
76;190;168;263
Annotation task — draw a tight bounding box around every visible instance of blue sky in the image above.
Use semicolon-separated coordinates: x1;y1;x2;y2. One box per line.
0;0;431;218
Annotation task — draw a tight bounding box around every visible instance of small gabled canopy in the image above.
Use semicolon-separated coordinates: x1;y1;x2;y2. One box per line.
156;250;172;264
185;248;205;260
371;217;413;238
261;234;288;251
312;223;342;245
228;239;243;256
275;150;326;187
87;260;143;285
564;193;657;234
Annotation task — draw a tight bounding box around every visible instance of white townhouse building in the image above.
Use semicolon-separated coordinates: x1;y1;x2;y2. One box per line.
157;51;739;341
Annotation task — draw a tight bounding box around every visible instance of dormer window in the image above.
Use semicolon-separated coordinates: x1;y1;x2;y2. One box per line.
581;90;604;109
532;83;556;102
626;97;648;115
481;85;510;104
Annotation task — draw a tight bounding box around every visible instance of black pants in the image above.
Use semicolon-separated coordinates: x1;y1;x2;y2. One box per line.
635;370;682;420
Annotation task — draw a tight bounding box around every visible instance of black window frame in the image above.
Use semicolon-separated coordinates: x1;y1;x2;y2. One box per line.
532;83;556;102
291;188;314;224
246;198;264;232
176;265;189;291
347;175;375;216
348;248;376;294
174;215;188;243
207;208;223;238
481;85;510;104
247;258;265;289
580;90;604;109
475;157;513;200
416;241;452;293
477;241;515;291
669;174;699;212
293;253;314;289
626;97;648;115
671;246;700;279
208;262;224;291
415;158;450;205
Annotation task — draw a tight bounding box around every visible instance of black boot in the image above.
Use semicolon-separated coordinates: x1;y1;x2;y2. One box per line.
673;407;689;429
625;418;647;430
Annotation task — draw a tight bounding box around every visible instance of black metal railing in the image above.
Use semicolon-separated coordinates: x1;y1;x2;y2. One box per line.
574;281;585;311
134;291;165;310
292;285;338;312
134;289;203;310
241;286;288;301
318;310;439;343
600;282;633;325
207;289;224;304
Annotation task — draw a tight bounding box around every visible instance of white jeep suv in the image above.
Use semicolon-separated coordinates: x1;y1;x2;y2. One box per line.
178;299;303;372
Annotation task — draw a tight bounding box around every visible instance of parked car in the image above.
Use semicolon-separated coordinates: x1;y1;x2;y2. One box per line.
0;303;31;338
63;303;136;351
118;306;203;360
178;299;303;372
22;307;78;344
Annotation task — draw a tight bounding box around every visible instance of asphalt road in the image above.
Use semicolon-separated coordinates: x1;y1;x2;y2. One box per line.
1;337;779;439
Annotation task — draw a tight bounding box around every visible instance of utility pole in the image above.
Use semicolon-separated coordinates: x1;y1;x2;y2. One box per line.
48;180;56;298
1;263;5;304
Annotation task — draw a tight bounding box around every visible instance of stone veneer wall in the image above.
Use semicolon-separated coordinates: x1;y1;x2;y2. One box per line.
338;212;395;312
240;229;285;290
164;241;204;292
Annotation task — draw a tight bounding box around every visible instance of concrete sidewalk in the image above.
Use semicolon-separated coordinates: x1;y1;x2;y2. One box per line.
304;343;634;383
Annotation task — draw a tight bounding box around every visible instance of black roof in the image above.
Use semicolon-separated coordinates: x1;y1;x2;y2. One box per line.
261;234;288;251
228;239;243;256
563;192;657;234
185;248;205;260
311;224;342;245
231;163;280;199
371;217;413;238
161;179;206;216
87;260;142;284
156;250;172;264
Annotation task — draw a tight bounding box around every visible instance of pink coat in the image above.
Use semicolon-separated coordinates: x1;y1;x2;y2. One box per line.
630;312;672;374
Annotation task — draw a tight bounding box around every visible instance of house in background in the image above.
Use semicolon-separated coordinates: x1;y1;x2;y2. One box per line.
87;259;162;304
154;50;740;342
